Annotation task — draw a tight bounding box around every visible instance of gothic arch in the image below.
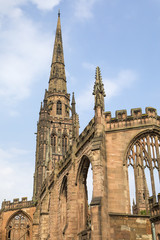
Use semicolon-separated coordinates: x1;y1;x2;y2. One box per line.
124;128;160;165
76;155;93;185
124;128;160;214
62;135;68;155
76;155;93;232
6;210;32;240
59;175;68;235
51;134;57;153
60;175;67;197
6;210;32;228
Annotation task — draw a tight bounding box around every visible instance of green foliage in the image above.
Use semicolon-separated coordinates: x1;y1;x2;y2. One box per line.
140;210;147;215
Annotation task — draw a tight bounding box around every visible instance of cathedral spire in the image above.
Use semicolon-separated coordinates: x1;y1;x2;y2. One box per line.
49;11;67;93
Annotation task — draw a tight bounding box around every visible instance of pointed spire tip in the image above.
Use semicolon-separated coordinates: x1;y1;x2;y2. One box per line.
58;9;60;17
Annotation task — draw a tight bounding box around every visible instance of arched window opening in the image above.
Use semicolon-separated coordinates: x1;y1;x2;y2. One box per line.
128;165;136;213
57;100;62;115
87;164;93;205
60;176;67;235
62;135;68;155
153;168;159;199
77;157;93;232
127;133;160;214
144;167;152;196
51;135;56;153
8;229;11;239
6;212;31;240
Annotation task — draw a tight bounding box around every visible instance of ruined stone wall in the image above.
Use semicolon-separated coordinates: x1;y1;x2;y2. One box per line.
32;107;160;239
109;213;152;240
155;222;160;240
0;198;35;240
149;194;160;239
105;107;160;215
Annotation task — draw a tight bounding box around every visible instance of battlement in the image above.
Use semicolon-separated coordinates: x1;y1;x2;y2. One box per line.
104;107;159;131
1;197;35;211
149;194;160;221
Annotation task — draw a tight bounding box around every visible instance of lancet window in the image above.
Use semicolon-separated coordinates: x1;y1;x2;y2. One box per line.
127;133;160;214
62;135;68;154
77;156;93;233
6;211;31;240
51;135;57;153
57;100;62;115
60;176;67;235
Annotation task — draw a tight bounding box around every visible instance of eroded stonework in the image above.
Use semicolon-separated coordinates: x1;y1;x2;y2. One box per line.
0;12;160;240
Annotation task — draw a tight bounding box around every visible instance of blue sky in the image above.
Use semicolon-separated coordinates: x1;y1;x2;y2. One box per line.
0;0;160;205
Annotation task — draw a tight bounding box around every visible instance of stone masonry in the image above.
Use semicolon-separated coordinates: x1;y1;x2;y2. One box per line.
0;12;160;240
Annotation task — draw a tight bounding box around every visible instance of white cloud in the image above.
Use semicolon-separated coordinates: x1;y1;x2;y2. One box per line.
74;0;98;19
0;0;25;17
0;11;52;105
0;0;60;17
0;0;62;109
30;0;62;10
0;147;34;205
104;69;137;100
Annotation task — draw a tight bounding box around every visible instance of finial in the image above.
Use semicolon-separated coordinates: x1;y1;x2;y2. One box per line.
72;92;75;104
93;66;106;112
44;89;48;100
72;92;76;115
40;102;43;111
58;9;60;17
95;66;102;83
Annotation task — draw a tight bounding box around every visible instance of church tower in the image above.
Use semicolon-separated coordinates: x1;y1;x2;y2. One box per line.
33;12;79;200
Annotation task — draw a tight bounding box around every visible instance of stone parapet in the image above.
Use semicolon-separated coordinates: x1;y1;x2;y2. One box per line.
1;197;35;212
104;107;159;131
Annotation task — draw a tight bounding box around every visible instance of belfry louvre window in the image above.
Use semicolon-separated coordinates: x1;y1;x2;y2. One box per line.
57;100;62;115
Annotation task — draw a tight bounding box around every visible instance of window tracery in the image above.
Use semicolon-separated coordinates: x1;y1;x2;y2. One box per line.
127;133;160;213
6;212;31;240
51;135;57;153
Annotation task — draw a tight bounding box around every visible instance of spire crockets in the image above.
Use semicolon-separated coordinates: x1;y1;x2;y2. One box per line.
93;67;106;112
49;11;67;93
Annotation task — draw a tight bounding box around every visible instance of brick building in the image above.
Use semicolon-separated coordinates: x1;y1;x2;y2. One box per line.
0;12;160;240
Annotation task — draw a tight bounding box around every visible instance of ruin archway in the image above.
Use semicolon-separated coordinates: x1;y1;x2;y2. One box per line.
125;130;160;214
59;175;68;236
6;210;32;240
76;155;93;232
